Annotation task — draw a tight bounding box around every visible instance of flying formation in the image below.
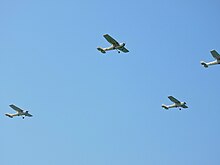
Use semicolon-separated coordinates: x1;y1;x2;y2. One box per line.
3;34;220;119
162;96;188;110
97;34;129;54
5;104;33;119
201;50;220;68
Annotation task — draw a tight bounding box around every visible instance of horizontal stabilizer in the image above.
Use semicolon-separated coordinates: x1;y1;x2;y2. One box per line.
97;47;106;53
200;61;208;68
162;104;169;110
5;114;13;118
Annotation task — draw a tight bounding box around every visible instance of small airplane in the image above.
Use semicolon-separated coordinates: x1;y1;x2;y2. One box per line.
5;104;33;119
162;96;188;110
97;34;129;54
201;50;220;68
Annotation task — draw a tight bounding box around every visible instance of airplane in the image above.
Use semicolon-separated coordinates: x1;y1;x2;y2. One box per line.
5;104;33;119
201;50;220;68
97;34;129;54
162;96;188;110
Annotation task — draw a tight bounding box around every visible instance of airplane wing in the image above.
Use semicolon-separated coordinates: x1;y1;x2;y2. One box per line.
9;104;24;113
103;34;120;46
26;113;33;117
181;104;188;108
118;47;129;53
168;96;181;103
210;50;220;60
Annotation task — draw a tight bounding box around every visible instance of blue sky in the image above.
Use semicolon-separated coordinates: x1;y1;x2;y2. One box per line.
1;0;220;164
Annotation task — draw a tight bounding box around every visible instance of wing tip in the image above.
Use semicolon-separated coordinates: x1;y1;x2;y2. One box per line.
210;49;219;54
103;34;109;37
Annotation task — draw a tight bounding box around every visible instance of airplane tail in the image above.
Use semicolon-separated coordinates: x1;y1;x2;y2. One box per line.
200;61;208;68
97;47;106;54
162;104;169;110
5;113;13;118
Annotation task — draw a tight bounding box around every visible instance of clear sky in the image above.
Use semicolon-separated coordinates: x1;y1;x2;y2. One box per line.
1;0;220;164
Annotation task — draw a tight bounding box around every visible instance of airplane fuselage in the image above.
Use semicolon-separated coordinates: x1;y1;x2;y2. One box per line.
97;43;126;53
201;50;220;68
5;111;32;118
201;60;220;68
162;102;186;109
104;43;125;51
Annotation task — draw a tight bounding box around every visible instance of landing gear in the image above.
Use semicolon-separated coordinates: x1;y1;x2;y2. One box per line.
22;116;24;119
116;49;120;53
179;108;181;110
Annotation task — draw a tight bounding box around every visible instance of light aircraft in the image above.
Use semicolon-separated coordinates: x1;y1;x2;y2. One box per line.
162;96;188;110
97;34;129;54
5;104;33;119
201;50;220;68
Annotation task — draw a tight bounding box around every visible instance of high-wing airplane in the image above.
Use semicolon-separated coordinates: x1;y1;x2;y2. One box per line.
162;96;188;110
201;50;220;68
5;104;33;119
97;34;129;54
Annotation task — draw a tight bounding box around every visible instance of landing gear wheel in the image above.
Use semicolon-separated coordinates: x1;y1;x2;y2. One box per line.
179;108;181;110
22;116;24;119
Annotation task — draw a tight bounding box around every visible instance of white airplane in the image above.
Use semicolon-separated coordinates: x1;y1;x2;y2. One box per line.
162;96;188;110
97;34;129;54
5;104;33;119
201;50;220;68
